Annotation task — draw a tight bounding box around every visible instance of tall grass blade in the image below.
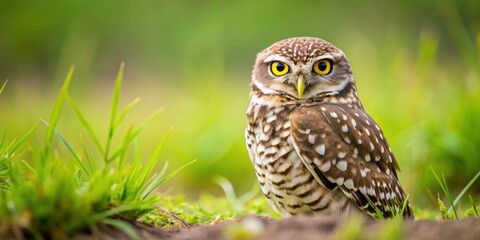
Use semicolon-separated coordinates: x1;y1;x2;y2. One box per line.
21;160;36;174
0;80;7;95
80;134;96;174
8;123;38;156
65;92;104;155
139;127;172;185
214;175;238;206
140;159;196;200
399;195;410;218
108;109;162;163
0;130;6;149
44;66;75;158
448;169;480;213
130;108;163;138
118;125;134;167
134;162;169;199
469;195;479;217
430;166;458;219
41;118;90;176
115;97;140;128
105;62;125;162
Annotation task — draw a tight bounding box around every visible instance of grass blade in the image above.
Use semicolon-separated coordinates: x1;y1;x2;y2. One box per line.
448;169;480;213
80;134;96;174
117;125;134;167
8;123;38;156
140;159;196;200
398;195;410;218
0;80;7;95
0;130;6;149
469;195;479;217
65;92;104;155
21;160;36;174
430;166;458;219
105;62;125;162
130;108;163;139
102;219;139;240
133;162;169;199
115;97;140;128
108;109;162;163
41;119;90;176
44;66;75;158
94;205;135;220
213;175;238;207
139;127;172;186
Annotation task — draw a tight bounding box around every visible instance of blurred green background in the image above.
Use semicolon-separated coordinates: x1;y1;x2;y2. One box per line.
1;0;479;210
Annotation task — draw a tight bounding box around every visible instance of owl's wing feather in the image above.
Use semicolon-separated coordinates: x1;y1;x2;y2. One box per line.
290;104;413;219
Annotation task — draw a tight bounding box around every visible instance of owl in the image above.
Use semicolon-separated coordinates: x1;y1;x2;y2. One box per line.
245;37;414;219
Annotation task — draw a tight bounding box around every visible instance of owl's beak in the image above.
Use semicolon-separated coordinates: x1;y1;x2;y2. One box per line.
297;74;305;99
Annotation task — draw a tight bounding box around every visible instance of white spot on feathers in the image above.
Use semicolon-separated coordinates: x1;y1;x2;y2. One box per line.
266;114;277;123
336;177;344;185
353;148;359;156
336;160;347;171
359;186;367;195
344;179;355;189
263;125;271;132
319;161;331;171
315;144;325;155
365;128;371;136
351;119;357;128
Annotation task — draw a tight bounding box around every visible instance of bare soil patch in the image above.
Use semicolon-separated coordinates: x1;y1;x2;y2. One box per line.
70;216;480;240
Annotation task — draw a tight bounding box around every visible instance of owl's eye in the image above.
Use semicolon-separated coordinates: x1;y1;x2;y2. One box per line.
313;60;332;75
270;61;290;76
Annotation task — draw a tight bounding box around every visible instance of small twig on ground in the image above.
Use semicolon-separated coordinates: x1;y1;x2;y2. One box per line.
156;206;192;229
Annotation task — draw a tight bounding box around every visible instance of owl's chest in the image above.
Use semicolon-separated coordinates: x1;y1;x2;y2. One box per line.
246;104;300;168
246;103;341;215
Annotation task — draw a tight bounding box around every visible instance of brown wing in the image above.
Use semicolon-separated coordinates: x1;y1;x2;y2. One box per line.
290;104;414;219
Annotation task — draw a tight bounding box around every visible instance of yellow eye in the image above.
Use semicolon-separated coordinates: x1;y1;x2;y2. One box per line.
270;61;289;76
313;60;332;75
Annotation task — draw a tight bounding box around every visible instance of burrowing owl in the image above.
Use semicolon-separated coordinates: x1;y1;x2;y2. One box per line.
245;37;414;219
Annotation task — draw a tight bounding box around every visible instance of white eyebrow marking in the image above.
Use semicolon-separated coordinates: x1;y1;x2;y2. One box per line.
305;54;335;66
264;54;291;63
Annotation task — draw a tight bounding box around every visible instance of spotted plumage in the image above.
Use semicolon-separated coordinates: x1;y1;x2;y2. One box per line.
246;37;414;219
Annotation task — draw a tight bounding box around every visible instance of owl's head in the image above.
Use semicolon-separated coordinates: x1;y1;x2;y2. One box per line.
252;37;355;100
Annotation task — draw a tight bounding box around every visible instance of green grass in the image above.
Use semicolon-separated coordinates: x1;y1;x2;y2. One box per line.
0;65;195;238
0;65;278;238
431;167;480;220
